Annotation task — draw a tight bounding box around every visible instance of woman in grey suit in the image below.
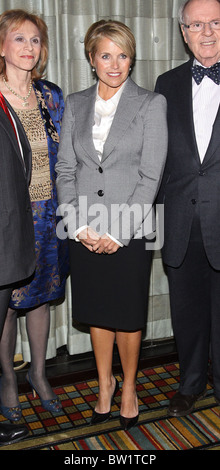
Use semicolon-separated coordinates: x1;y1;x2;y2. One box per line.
56;20;168;430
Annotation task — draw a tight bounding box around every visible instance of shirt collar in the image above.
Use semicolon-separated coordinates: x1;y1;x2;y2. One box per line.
194;58;220;68
96;79;127;105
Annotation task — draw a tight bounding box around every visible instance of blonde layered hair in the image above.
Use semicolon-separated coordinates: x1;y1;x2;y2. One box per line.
0;9;48;80
84;20;136;67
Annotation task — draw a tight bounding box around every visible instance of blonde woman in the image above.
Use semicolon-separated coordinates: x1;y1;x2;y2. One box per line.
56;20;167;430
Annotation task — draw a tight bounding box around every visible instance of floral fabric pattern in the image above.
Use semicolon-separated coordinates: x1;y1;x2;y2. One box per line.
10;80;69;309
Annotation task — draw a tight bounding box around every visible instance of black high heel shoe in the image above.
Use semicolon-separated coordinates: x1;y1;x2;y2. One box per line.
120;414;139;431
90;377;119;425
120;393;139;430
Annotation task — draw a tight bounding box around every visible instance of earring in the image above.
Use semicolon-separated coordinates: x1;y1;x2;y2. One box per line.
92;67;96;72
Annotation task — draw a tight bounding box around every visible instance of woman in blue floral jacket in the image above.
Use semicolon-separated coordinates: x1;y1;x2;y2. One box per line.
0;9;69;421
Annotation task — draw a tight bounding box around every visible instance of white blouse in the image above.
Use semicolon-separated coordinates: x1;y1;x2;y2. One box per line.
93;81;126;160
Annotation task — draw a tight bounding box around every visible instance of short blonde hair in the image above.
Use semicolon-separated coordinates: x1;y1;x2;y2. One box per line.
84;20;136;66
0;9;48;80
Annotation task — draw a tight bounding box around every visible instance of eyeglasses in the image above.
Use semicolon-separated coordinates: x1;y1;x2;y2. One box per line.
182;19;220;32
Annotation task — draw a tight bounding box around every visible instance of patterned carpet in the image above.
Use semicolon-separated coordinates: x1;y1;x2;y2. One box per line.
1;363;219;452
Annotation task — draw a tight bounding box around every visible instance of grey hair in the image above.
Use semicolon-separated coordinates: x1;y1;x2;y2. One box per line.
178;1;191;24
178;0;220;24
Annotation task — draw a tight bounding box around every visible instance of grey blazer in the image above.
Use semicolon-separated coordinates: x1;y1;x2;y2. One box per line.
56;78;168;246
0;99;35;286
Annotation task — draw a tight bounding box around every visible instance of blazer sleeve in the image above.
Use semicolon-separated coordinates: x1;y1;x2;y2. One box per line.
55;95;87;238
108;93;168;245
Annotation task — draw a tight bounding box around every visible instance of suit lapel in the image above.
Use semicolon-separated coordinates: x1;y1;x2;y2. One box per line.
102;78;146;162
178;60;220;166
75;78;147;165
174;60;201;166
6;100;32;179
0;99;31;182
0;106;19;153
202;104;220;165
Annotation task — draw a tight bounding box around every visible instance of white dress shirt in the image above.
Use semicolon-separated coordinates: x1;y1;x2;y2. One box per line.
192;60;220;162
74;81;127;245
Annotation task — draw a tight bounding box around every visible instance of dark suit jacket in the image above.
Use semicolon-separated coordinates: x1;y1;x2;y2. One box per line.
0;98;35;287
155;59;220;269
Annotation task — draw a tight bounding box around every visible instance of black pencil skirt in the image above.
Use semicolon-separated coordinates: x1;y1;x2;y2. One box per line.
69;237;152;331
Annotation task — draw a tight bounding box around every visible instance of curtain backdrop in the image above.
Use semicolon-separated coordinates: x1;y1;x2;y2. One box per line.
1;0;190;360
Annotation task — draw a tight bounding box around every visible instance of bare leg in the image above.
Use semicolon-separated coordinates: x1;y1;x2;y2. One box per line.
26;303;55;400
116;329;142;418
90;326;116;413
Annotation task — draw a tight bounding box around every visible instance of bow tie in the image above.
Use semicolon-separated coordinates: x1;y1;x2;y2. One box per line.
191;63;220;85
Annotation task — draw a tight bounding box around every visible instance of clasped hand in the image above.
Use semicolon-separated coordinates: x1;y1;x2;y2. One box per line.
76;227;120;254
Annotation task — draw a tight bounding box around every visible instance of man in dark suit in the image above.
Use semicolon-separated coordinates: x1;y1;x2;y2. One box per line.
0;95;35;444
155;0;220;416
